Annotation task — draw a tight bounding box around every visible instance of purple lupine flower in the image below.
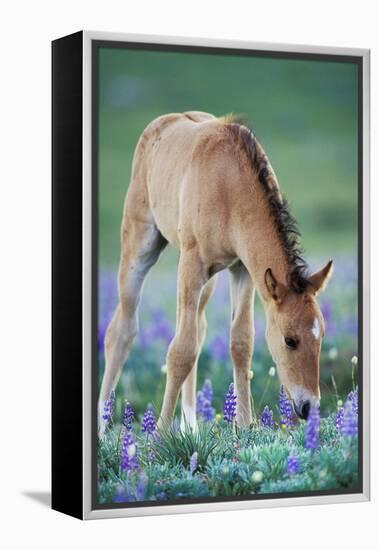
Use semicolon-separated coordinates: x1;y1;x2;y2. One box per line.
335;407;344;431
202;400;215;422
347;387;358;415
223;383;237;423
340;401;358;437
196;390;206;418
260;405;275;428
120;430;138;472
189;451;198;475
122;401;134;431
279;386;295;428
196;379;215;421
102;390;115;423
304;406;320;449
141;406;156;435
203;379;213;402
287;449;301;475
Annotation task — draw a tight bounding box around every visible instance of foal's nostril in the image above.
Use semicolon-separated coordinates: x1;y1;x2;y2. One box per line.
301;401;311;420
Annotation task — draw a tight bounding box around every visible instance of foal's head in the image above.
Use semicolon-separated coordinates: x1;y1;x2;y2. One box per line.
264;261;333;420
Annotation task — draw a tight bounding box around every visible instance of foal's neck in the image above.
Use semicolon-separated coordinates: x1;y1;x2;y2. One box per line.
235;192;292;303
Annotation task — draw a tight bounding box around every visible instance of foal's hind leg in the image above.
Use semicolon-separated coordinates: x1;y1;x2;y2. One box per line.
98;220;166;436
180;276;217;430
158;250;208;429
229;262;255;427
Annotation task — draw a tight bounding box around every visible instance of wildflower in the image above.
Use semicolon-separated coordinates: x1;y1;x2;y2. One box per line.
268;366;276;377
196;390;205;416
189;451;198;475
120;431;138;472
351;355;358;365
203;379;212;402
141;406;156;435
223;383;237;423
260;405;275;428
279;386;295;428
200;396;215;422
328;347;338;360
335;407;344;431
340;401;358;437
335;389;358;438
251;470;263;483
122;401;134;431
337;399;343;408
215;413;222;422
304;406;320;449
196;379;215;421
347;387;358;415
287;449;301;475
102;390;115;423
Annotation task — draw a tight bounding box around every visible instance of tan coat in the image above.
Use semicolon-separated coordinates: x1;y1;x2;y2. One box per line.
98;111;333;434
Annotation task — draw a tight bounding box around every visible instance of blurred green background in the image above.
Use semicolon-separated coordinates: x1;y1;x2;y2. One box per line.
97;46;359;419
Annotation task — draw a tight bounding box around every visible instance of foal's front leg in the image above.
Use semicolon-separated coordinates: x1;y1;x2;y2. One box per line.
229;262;255;427
158;251;207;429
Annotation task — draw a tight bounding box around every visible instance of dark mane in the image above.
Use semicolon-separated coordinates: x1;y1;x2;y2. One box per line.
225;120;311;293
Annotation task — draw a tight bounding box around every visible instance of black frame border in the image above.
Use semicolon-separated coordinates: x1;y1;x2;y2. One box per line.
52;30;84;519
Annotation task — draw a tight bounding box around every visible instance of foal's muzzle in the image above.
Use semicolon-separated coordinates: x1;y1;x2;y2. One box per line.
294;400;311;420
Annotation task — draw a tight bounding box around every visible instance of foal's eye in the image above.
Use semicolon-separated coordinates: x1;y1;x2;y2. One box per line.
285;337;298;350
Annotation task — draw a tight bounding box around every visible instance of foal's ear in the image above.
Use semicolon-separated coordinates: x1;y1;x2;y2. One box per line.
308;260;333;295
264;268;287;304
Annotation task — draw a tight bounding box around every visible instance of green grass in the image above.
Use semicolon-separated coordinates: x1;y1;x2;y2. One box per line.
98;412;359;504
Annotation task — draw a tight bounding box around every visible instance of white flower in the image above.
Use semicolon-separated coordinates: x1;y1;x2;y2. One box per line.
127;444;136;458
328;347;338;360
268;366;276;377
161;364;167;374
351;355;358;365
251;470;263;483
248;370;254;380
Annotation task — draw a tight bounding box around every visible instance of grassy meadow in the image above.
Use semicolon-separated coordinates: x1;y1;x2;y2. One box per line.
96;46;360;504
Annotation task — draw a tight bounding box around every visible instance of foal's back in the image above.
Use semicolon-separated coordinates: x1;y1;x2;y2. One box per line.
126;111;248;256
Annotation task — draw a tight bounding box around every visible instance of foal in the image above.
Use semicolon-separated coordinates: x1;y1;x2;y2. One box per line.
98;111;333;435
